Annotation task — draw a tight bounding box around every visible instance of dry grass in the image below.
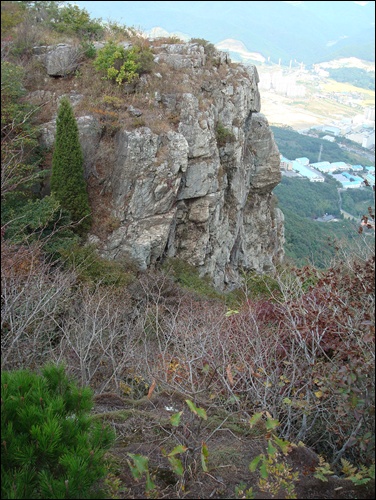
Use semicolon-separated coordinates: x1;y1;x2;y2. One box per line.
322;80;375;96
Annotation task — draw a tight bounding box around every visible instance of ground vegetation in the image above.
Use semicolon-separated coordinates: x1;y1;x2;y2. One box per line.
1;3;375;498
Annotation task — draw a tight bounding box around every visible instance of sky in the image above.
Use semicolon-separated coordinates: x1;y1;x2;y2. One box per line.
72;1;375;65
73;1;373;28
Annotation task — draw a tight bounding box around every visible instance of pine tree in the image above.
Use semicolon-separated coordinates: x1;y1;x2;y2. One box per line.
51;97;92;235
1;364;115;499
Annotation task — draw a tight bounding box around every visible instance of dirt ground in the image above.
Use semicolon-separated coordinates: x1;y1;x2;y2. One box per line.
92;391;375;499
260;101;328;131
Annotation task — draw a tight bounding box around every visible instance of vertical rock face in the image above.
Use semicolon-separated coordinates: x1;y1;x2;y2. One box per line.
99;43;284;290
37;42;284;289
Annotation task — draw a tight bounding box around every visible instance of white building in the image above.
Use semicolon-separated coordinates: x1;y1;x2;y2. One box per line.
322;125;341;136
364;107;375;122
310;161;335;173
280;155;293;170
330;161;349;171
346;130;375;149
322;135;335;142
295;157;310;166
362;131;375;149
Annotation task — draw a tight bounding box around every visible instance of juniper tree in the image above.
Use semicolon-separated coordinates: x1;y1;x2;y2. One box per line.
51;97;91;235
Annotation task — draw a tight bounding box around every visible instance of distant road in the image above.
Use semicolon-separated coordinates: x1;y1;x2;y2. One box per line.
337;188;359;221
338;143;375;164
341;209;358;221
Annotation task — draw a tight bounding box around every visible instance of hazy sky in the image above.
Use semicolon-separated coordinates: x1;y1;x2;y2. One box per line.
72;1;375;65
73;1;373;28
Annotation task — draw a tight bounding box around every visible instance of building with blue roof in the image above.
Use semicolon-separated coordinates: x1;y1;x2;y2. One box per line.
366;174;375;186
330;161;349;171
342;172;364;182
331;172;364;189
291;161;324;182
351;165;363;172
310;161;335;173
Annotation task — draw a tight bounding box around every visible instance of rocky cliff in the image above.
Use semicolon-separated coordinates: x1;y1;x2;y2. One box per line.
39;41;284;290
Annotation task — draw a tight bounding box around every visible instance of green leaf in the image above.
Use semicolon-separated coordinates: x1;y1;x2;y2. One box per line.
249;455;262;472
265;418;279;431
267;440;277;457
185;399;197;415
348;477;371;485
170;411;183;427
201;442;209;472
314;471;329;482
273;435;291;455
145;472;156;492
127;453;149;478
167;445;187;457
260;460;268;479
185;399;207;419
196;407;207;420
169;456;184;476
249;413;263;428
225;309;239;317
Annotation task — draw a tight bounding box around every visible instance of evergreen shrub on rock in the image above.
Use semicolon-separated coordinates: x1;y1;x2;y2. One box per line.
51;97;92;236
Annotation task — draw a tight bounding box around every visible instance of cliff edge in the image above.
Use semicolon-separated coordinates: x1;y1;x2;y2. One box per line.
39;41;284;289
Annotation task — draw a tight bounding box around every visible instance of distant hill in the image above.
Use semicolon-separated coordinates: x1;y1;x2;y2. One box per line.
273;176;374;268
214;39;266;63
76;1;375;65
271;127;374;167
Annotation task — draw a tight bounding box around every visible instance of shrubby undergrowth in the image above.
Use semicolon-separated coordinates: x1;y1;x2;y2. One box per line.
1;235;374;472
1;2;375;497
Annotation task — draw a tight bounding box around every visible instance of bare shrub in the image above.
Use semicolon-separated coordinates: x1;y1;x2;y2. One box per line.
21;57;47;90
2;233;373;471
9;16;43;60
53;284;138;393
263;256;375;466
126;272;225;399
124;255;374;468
1;240;76;371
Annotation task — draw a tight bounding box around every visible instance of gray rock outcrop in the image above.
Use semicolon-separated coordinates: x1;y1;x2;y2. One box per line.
34;43;81;76
100;44;283;289
39;42;284;290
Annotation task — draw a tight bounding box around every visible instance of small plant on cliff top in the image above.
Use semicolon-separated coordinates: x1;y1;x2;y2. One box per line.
1;364;115;499
215;121;236;148
94;41;154;85
125;399;209;495
190;38;217;59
